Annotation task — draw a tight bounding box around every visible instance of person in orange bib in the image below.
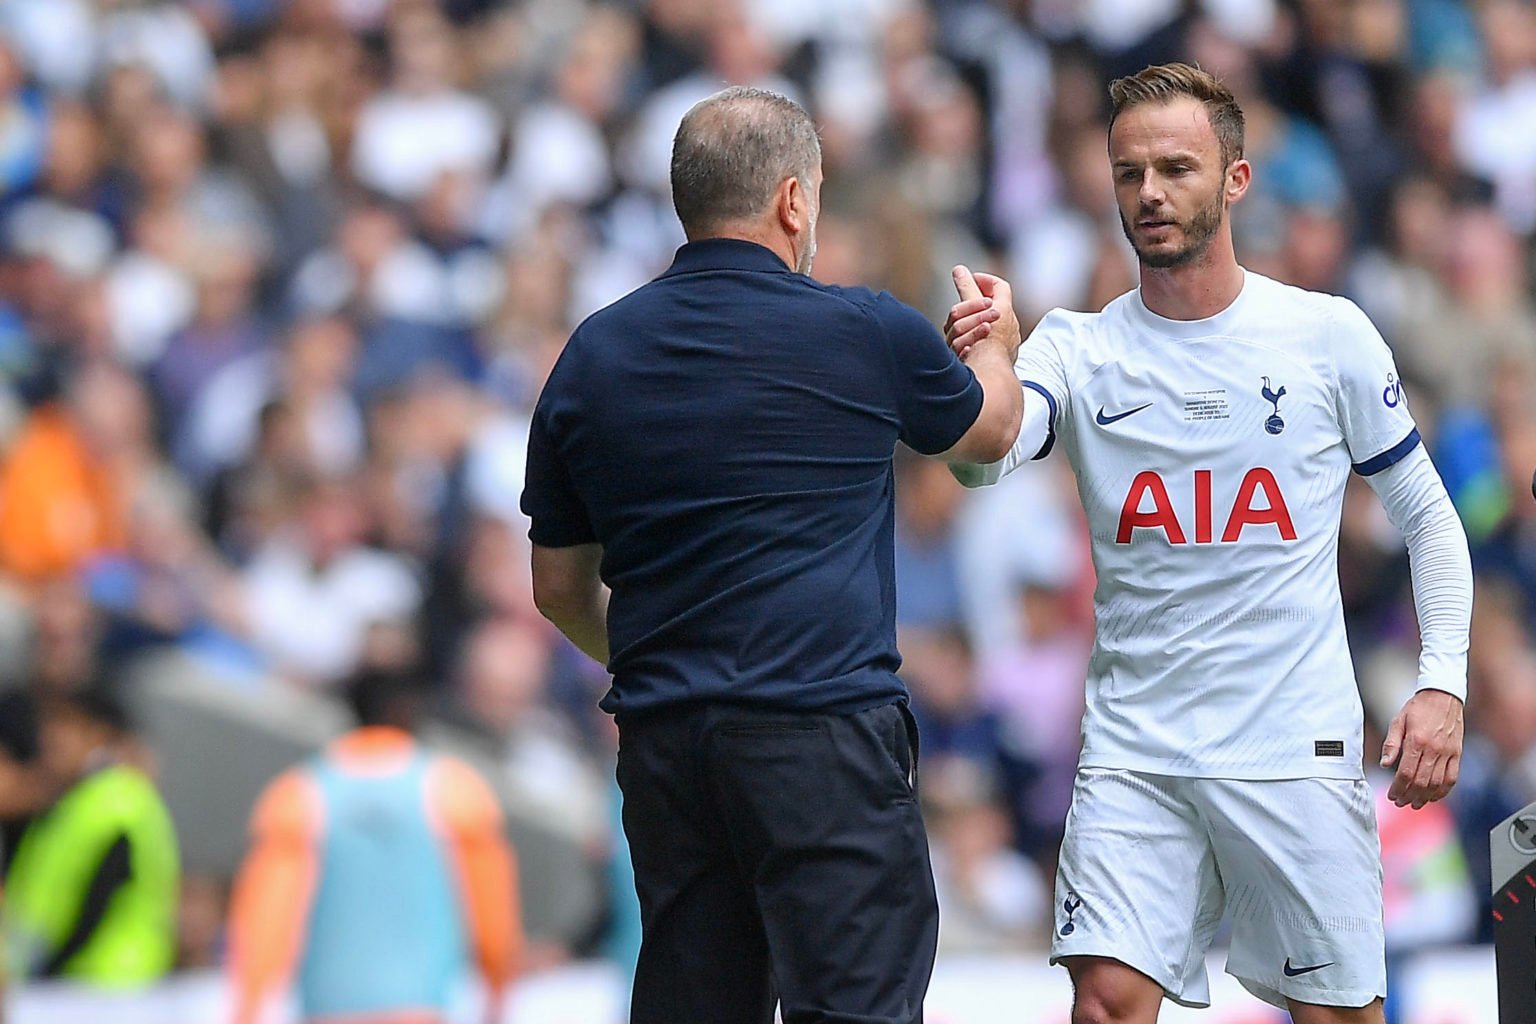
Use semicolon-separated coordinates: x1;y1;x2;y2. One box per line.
227;667;522;1024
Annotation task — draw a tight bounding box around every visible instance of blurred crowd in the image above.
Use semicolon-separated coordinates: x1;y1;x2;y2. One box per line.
1;0;1534;999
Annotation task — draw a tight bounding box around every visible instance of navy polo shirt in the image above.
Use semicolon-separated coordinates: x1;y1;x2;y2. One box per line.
521;239;983;716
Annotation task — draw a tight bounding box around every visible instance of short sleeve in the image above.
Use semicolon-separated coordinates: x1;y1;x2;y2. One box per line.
1013;310;1074;460
520;394;598;548
875;293;985;455
1330;298;1420;476
250;770;321;846
428;757;505;840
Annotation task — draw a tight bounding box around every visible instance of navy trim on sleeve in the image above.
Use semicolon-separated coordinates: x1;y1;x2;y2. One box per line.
1022;380;1058;460
1352;427;1421;477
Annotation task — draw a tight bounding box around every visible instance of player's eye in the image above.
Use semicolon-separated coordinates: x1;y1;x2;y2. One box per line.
1118;169;1140;182
1167;164;1190;175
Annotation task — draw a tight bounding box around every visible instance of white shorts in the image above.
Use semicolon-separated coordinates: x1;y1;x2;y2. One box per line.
1050;768;1386;1010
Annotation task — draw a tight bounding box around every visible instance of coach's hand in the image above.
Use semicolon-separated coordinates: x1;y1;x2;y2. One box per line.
946;266;1021;362
1380;688;1464;809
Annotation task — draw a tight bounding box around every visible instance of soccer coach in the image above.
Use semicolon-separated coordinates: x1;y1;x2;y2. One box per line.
521;86;1023;1024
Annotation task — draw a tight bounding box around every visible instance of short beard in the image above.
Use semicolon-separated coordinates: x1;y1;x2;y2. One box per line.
1121;187;1225;270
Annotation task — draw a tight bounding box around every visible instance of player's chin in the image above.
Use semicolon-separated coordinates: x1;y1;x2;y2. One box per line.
1135;241;1192;269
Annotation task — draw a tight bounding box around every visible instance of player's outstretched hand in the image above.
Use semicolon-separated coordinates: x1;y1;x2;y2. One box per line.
1380;689;1464;809
947;266;1021;362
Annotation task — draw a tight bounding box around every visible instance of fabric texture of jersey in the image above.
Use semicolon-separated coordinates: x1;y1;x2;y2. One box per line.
1051;768;1386;1010
521;238;983;717
1011;272;1421;780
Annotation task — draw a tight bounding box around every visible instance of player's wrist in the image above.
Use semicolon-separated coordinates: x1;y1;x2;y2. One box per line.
1413;680;1466;705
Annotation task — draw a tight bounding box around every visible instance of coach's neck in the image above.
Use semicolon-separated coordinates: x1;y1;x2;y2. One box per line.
689;222;798;273
684;178;814;275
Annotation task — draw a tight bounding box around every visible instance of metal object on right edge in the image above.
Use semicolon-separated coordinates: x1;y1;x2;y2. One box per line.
1493;802;1536;1023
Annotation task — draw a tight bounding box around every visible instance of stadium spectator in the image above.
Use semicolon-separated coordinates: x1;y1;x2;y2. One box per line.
0;363;152;586
227;666;521;1024
349;5;500;203
240;473;421;686
428;616;607;852
926;759;1050;954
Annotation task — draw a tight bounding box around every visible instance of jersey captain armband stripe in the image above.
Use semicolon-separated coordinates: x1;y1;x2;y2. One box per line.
1352;428;1421;477
1022;380;1058;460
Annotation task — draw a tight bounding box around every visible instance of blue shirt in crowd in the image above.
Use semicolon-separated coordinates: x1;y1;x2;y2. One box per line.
521;239;983;716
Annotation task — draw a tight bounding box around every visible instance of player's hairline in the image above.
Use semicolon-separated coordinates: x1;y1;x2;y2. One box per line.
1107;63;1246;167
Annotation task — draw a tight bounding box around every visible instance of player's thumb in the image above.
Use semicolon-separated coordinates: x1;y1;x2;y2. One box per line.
975;272;1013;310
1380;712;1405;767
952;264;983;302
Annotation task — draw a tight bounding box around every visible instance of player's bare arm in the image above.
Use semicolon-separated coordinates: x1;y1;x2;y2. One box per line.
935;266;1024;465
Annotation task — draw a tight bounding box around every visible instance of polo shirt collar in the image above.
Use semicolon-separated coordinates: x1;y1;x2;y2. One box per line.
661;238;794;277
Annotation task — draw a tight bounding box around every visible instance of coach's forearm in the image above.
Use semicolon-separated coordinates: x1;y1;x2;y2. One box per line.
538;595;610;665
530;543;611;665
1365;446;1472;701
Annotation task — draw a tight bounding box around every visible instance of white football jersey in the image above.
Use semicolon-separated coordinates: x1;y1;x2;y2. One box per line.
1000;271;1419;780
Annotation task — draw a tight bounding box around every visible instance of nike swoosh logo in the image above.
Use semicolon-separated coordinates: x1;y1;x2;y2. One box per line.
1282;958;1334;977
1095;403;1152;426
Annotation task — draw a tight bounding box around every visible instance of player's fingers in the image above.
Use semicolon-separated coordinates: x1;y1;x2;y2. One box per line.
1429;753;1461;804
1380;711;1405;768
975;272;1015;311
952;265;984;302
1426;750;1449;793
1408;754;1444;809
1388;744;1422;805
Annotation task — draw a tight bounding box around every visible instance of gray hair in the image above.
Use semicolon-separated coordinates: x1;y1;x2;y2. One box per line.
670;86;821;236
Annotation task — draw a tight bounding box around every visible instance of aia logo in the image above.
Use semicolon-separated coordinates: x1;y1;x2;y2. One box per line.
1117;468;1297;545
1382;373;1405;409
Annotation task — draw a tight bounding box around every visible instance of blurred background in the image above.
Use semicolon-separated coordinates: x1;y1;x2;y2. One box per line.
0;0;1528;1020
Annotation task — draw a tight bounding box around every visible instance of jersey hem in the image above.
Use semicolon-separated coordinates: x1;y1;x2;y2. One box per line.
1048;947;1209;1009
1230;971;1384;1012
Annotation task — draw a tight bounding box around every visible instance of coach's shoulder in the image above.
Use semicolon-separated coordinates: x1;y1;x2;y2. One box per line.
811;282;939;340
804;278;891;315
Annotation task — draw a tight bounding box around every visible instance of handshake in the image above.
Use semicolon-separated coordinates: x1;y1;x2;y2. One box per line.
944;265;1023;364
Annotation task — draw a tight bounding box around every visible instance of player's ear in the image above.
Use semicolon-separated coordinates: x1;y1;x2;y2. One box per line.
1225;159;1252;206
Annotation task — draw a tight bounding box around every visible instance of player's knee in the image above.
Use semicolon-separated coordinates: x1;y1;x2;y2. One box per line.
1065;956;1162;1024
1070;978;1160;1024
1071;992;1151;1024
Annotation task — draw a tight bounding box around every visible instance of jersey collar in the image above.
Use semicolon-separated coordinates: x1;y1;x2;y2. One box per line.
1128;268;1252;339
661;238;794;278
